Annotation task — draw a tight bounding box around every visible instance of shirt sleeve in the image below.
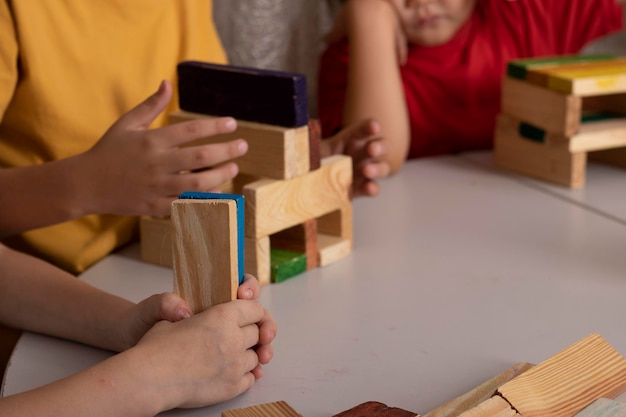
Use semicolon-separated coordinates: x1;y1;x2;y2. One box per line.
0;0;18;120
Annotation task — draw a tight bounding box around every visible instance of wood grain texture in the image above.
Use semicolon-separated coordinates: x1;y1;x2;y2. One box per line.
139;215;172;267
501;76;582;136
573;398;626;417
317;234;352;266
168;111;309;180
497;334;626;417
171;199;238;314
494;114;587;188
243;155;352;238
245;236;270;286
457;396;519;417
222;400;303;417
308;118;322;171
332;401;418;417
424;363;534;417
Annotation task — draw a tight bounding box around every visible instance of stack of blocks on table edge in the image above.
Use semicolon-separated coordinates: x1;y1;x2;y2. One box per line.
494;54;626;188
140;61;353;286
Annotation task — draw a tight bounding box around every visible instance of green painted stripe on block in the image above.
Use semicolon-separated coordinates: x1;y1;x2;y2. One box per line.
507;54;616;79
270;248;307;283
581;111;623;124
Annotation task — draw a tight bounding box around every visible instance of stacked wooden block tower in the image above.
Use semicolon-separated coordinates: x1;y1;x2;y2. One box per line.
494;54;626;187
140;62;353;286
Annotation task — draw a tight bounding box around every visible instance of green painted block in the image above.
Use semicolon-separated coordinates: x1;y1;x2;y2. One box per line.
507;54;616;80
270;248;307;283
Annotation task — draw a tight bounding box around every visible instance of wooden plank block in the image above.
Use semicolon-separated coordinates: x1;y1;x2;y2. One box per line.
308;118;322;171
271;219;319;270
424;363;534;417
245;236;270;286
332;401;418;417
222;400;303;417
243;155;352;238
507;54;616;80
270;248;307;283
545;65;626;96
139;215;172;267
171;197;239;314
574;398;626;417
501;76;581;136
525;58;626;87
564;118;626;153
494;114;587;188
178;61;308;128
457;396;519;417
168;111;310;180
497;334;626;417
317;234;352;266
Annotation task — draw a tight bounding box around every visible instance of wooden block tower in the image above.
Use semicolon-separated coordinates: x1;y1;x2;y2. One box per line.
494;54;626;187
140;62;353;286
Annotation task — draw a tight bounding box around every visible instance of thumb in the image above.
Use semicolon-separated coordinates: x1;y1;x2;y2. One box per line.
118;80;173;130
138;292;193;326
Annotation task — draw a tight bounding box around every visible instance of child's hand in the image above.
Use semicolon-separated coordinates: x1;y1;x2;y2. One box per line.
132;297;276;409
322;119;391;198
73;80;248;218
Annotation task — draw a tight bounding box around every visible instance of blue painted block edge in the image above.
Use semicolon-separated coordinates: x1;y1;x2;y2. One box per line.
179;191;245;285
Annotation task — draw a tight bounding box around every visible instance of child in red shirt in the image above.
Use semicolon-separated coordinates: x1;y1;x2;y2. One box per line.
318;0;624;184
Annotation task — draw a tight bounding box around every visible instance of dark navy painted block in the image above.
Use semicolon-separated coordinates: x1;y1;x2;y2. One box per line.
178;61;309;127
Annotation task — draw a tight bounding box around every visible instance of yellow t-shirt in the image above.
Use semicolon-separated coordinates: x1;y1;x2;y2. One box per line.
0;1;227;273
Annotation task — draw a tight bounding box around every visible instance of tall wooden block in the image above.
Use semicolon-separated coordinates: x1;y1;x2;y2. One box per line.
168;111;310;180
271;219;319;270
245;236;270;286
222;401;303;417
243;155;352;238
497;334;626;417
308;118;322;171
501;76;582;136
494;114;587;188
171;198;239;314
139;216;172;267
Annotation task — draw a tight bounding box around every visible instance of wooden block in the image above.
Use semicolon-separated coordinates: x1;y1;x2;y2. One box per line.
178;61;308;128
584;93;626;116
243;155;352;238
507;54;616;80
245;236;270;286
318;205;353;241
545;64;626;96
333;401;418;417
424;363;534;417
457;396;519;417
308;118;322;171
590;147;626;169
317;234;352;266
525;58;626;87
171;198;239;314
271;219;319;270
574;398;626;417
494;114;587;188
139;215;172;267
168;111;310;180
222;400;303;417
501;76;582;136
497;334;626;417
270;248;307;283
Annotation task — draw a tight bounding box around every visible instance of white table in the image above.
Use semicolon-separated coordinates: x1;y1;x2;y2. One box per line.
4;154;626;417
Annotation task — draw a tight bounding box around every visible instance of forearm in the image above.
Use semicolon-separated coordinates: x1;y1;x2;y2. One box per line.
343;0;410;173
0;155;88;237
0;244;134;352
0;347;168;417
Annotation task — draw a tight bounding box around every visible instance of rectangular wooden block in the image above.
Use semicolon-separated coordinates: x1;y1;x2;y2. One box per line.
270;248;307;283
139;215;172;267
271;219;319;270
317;234;352;266
333;401;418;417
171;198;239;314
507;54;616;80
545;64;626;96
501;76;582;136
494;114;587;188
245;236;270;286
308;118;322;171
243;155;352;238
222;400;303;417
524;58;626;87
497;334;626;417
178;61;309;127
168;111;310;180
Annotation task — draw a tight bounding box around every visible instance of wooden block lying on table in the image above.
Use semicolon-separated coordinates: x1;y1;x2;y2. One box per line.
497;333;626;417
270;248;307;283
168;111;310;180
543;64;626;96
171;194;242;314
424;362;534;417
178;61;308;128
333;401;418;417
525;58;626;87
222;400;303;417
245;236;270;286
574;398;626;417
501;76;582;136
507;54;616;80
243;155;352;238
494;114;587;188
271;219;319;270
139;216;172;267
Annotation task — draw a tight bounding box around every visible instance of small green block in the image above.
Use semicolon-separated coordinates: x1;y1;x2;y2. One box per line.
270;248;307;283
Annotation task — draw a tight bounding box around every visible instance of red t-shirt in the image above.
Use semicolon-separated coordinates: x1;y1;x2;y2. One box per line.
318;0;623;158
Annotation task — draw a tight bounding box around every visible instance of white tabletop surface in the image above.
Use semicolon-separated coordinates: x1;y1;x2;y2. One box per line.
3;153;626;417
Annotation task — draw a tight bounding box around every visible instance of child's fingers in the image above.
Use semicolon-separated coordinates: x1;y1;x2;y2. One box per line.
137;293;192;326
116;80;173;130
164;140;248;174
237;274;260;300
